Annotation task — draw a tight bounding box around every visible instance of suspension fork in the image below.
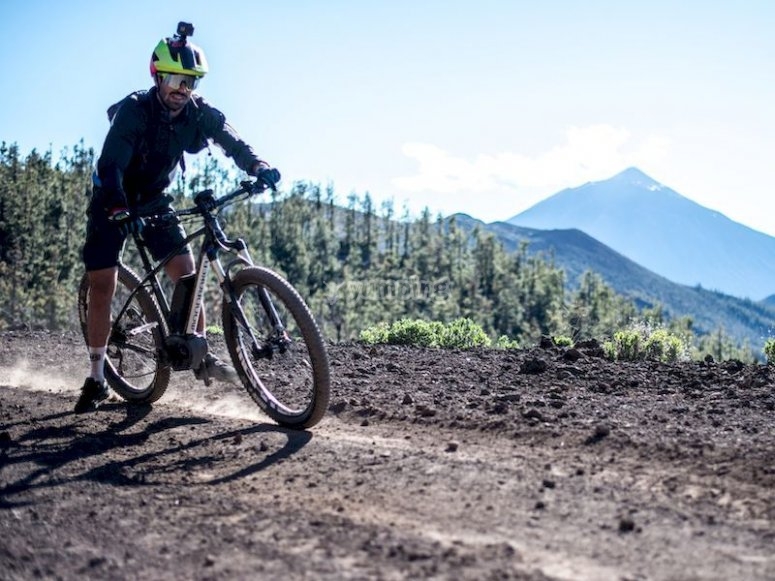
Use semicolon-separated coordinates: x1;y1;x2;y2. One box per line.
252;284;291;357
230;281;288;357
256;285;285;332
209;229;289;355
210;252;268;355
219;270;288;358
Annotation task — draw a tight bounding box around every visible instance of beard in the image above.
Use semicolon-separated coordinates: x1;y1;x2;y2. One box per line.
163;91;190;111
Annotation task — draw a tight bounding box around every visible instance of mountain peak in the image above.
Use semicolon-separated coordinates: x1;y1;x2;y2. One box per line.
509;166;775;299
608;167;662;190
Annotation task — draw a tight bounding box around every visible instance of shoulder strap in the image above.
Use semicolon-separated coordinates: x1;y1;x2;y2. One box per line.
107;90;152;124
106;90;180;175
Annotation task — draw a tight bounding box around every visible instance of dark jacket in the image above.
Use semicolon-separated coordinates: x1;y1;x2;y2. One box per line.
95;87;262;210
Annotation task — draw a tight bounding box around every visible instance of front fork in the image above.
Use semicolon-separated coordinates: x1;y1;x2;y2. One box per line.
251;285;291;357
211;248;289;359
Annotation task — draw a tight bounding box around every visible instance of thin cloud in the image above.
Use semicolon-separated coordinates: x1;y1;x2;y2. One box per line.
393;125;672;196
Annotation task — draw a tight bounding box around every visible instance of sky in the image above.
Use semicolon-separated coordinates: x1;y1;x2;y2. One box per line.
2;1;774;233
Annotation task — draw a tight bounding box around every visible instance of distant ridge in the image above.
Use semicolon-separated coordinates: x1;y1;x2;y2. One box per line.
450;213;775;350
507;168;775;300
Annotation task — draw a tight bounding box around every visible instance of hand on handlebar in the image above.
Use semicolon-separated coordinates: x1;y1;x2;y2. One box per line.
108;207;145;237
257;167;281;190
194;189;218;212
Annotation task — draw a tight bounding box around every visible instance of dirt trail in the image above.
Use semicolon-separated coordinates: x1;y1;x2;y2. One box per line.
1;331;774;580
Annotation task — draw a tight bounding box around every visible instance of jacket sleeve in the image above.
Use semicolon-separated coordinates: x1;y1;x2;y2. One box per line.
96;97;146;209
195;97;264;175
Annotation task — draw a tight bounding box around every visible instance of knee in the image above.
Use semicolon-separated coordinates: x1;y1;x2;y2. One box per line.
166;255;196;283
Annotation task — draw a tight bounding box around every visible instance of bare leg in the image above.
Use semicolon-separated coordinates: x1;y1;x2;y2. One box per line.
87;267;118;348
84;267;118;383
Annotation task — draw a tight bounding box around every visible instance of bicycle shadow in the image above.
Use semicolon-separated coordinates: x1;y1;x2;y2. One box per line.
0;400;313;508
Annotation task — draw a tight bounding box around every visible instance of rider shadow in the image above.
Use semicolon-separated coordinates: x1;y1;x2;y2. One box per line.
197;424;313;485
0;400;313;507
0;405;209;507
72;417;313;489
103;400;159;432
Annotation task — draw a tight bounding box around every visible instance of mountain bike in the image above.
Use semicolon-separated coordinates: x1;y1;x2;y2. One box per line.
77;178;330;429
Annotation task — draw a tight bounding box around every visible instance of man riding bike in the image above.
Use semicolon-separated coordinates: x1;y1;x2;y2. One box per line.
76;22;281;413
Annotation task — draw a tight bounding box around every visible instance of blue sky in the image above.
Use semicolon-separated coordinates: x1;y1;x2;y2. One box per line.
2;1;774;233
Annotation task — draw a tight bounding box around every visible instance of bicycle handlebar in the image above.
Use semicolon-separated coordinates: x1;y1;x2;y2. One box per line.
137;176;275;225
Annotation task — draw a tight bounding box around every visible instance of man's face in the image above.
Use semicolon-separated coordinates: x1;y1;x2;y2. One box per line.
155;73;199;112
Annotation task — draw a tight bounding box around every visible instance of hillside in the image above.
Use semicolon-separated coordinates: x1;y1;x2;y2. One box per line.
507;168;775;300
452;214;775;351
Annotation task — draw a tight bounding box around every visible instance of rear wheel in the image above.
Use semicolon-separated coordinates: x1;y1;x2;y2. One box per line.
223;267;330;429
78;265;170;403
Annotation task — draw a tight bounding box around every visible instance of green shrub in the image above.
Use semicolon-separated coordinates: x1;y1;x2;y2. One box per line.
602;340;617;360
359;321;390;345
496;335;519;349
605;322;687;363
610;328;643;361
386;319;440;347
439;318;491;349
644;328;684;362
360;317;692;361
764;338;775;364
359;318;490;349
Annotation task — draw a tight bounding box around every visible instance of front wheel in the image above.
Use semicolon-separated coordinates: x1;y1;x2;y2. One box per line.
78;265;170;404
222;267;330;429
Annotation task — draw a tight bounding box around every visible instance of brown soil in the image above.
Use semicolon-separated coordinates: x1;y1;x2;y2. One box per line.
1;330;773;580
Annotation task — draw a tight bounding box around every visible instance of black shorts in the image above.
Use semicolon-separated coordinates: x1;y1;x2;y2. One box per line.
82;194;191;271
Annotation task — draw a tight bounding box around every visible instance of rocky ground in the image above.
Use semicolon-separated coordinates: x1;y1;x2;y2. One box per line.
0;330;773;580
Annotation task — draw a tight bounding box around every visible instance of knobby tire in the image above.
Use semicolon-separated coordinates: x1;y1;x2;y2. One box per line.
78;265;170;404
223;267;331;429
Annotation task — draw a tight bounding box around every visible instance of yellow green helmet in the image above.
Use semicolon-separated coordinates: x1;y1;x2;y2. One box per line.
149;23;208;78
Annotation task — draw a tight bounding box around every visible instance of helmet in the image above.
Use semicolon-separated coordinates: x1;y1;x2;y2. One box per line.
150;31;208;78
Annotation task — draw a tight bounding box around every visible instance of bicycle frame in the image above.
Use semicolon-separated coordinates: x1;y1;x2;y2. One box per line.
112;182;278;366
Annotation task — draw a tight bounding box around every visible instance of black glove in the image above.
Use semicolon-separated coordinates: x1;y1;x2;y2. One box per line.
108;208;145;237
257;167;281;189
194;189;218;212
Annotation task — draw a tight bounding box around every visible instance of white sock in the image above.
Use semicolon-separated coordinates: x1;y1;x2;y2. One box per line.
88;347;107;382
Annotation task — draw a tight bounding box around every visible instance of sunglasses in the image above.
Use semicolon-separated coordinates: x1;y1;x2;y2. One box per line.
157;72;200;91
